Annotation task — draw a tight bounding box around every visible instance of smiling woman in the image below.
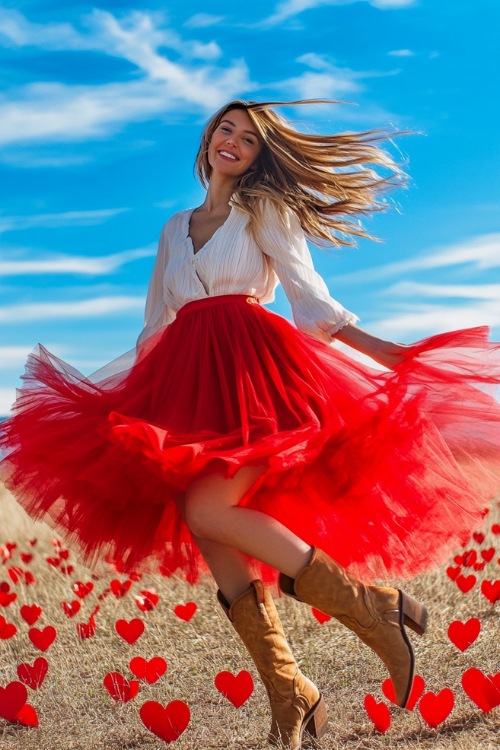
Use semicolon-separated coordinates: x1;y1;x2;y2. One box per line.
1;98;500;750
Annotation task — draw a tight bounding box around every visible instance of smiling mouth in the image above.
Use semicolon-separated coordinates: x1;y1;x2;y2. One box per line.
218;151;239;161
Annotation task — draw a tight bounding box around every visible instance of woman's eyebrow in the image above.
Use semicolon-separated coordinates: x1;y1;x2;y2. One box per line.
220;119;259;138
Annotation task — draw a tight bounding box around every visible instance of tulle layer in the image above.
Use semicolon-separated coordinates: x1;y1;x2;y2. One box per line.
1;294;500;584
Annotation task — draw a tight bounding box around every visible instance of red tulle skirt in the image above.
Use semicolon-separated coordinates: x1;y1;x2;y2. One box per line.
1;294;500;584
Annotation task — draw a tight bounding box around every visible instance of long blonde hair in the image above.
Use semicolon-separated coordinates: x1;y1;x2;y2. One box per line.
194;99;412;248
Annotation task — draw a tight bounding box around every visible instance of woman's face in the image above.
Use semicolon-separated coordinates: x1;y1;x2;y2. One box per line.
208;108;263;177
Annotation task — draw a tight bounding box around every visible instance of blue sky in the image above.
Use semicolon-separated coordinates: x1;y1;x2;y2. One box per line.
1;0;499;416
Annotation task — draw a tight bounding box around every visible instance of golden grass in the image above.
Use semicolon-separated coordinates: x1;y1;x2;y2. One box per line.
0;484;499;750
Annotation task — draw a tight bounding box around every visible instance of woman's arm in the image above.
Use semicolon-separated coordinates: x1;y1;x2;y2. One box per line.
333;323;411;369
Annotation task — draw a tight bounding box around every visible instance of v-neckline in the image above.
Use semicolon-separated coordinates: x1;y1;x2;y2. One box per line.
186;204;234;256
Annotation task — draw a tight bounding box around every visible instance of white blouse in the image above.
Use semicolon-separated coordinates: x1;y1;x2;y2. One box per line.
137;196;359;347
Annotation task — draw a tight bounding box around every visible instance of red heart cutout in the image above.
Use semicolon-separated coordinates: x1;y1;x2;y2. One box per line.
480;580;500;604
28;625;57;652
59;549;70;560
15;703;39;727
24;571;35;585
174;603;197;622
462;668;500;712
135;589;159;612
382;674;425;710
61;600;81;618
115;618;145;644
215;670;254;708
27;538;38;547
447;618;481;652
45;556;60;567
311;607;331;624
491;524;500;535
0;591;17;607
5;542;17;551
462;550;477;567
17;657;49;689
481;547;495;563
446;566;461;581
473;532;485;544
73;581;94;599
453;554;464;565
110;579;132;598
60;565;74;576
0;582;10;592
0;681;28;722
140;699;190;742
20;553;33;564
455;574;476;593
20;604;42;626
77;615;97;640
363;694;391;733
103;672;140;703
419;689;454;728
473;562;485;572
0;615;17;640
130;656;167;684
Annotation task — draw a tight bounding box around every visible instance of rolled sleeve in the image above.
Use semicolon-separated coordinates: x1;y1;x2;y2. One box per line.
256;199;359;343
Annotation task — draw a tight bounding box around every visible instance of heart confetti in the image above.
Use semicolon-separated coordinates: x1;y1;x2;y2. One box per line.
17;657;49;690
363;694;391;733
140;700;190;743
115;618;145;644
447;618;481;652
0;681;28;723
480;580;500;604
455;574;476;593
215;670;254;708
130;656;167;684
20;604;42;626
103;672;140;703
382;674;425;710
0;615;17;640
173;602;197;622
73;581;94;599
462;668;500;712
28;625;57;652
419;688;454;728
61;600;81;618
311;607;331;624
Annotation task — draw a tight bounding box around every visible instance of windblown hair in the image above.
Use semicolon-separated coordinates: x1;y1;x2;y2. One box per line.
194;99;412;248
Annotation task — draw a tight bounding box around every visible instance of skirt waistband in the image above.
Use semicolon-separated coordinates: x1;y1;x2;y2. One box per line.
176;294;260;319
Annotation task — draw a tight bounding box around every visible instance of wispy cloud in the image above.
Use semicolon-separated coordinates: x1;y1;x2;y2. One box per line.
0;208;129;233
388;49;415;57
0;247;156;276
183;14;226;29
332;233;500;285
0;297;144;323
259;0;417;28
0;9;255;146
369;301;500;339
385;281;500;300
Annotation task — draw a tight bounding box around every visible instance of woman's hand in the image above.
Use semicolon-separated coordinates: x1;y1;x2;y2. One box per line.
333;324;412;369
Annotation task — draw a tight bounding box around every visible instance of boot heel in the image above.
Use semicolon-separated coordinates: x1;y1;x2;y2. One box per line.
304;695;328;739
400;591;428;636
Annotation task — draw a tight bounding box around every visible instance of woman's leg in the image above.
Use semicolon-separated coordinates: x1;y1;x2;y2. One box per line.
184;464;312;591
184;464;428;710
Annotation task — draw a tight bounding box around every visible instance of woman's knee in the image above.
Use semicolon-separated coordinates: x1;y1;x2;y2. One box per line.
184;494;220;540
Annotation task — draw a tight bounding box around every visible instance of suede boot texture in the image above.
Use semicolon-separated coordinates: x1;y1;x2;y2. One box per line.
218;580;328;749
280;547;428;708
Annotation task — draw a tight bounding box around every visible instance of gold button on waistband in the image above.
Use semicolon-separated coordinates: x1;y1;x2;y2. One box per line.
246;297;258;304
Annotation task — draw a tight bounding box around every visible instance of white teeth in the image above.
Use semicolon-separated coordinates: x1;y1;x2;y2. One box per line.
219;151;237;160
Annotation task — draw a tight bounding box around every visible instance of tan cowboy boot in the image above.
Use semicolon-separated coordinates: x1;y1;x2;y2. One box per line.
217;580;328;749
279;547;428;708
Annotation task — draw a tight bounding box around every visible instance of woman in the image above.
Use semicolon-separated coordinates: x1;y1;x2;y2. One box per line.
1;99;500;749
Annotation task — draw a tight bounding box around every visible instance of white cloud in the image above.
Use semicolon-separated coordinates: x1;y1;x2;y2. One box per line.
0;208;129;233
0;347;33;369
260;0;416;27
388;49;415;57
0;297;144;323
385;281;500;300
0;388;16;416
0;9;254;146
332;233;500;285
0;246;156;276
368;300;500;339
184;14;226;29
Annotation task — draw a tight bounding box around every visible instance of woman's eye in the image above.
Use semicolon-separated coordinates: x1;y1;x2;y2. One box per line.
220;127;254;145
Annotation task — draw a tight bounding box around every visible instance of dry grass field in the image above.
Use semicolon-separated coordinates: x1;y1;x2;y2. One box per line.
0;484;498;750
